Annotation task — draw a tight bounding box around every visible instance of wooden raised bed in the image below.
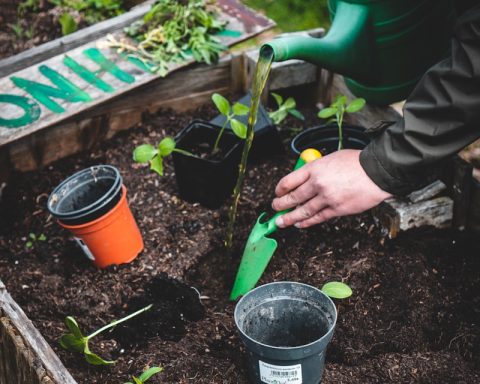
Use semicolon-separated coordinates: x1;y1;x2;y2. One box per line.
0;24;479;382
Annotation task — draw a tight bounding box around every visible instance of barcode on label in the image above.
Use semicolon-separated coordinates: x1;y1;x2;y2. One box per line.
259;361;302;384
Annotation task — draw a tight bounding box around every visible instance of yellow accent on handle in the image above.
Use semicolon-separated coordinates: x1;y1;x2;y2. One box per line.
300;148;322;163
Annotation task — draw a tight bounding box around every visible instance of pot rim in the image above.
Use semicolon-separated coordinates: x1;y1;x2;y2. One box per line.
234;281;338;352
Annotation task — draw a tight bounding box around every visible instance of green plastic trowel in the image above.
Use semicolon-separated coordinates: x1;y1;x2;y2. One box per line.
230;148;322;300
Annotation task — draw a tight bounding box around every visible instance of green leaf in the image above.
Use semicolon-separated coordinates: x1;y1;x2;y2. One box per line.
211;93;230;116
59;13;77;36
346;98;366;113
133;378;143;384
271;92;283;107
29;233;36;240
288;109;305;121
283;97;296;110
158;137;176;156
321;281;353;299
133;144;157;163
139;366;163;382
230;119;247;139
333;95;347;107
269;109;288;125
38;234;47;241
149;156;164;176
84;350;115;365
65;316;84;339
232;102;249;116
318;107;337;119
60;334;86;353
26;241;33;248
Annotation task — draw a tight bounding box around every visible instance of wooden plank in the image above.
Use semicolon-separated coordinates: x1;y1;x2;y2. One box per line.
0;0;274;148
6;56;233;172
0;0;155;78
451;156;473;230
373;196;454;239
0;280;77;384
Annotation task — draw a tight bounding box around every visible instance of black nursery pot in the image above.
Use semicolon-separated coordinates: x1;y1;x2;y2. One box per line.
172;120;243;209
291;124;370;155
235;282;337;384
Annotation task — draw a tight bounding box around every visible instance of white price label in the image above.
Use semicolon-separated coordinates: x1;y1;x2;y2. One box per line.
259;361;302;384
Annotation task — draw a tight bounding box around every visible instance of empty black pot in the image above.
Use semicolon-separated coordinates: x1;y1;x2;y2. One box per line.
47;165;123;225
291;124;370;155
235;282;337;384
172;120;243;209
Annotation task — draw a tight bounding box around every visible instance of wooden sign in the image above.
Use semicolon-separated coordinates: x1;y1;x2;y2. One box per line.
0;0;274;147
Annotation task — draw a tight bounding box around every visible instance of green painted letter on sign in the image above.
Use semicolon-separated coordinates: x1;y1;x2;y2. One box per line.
0;94;41;128
11;65;92;113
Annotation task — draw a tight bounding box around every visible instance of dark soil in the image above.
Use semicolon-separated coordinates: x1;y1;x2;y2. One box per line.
0;103;479;384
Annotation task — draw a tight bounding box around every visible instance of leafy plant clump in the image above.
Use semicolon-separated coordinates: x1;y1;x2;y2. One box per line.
25;232;46;249
318;95;366;150
268;92;304;125
133;93;248;175
105;0;226;75
321;281;352;299
60;304;152;365
125;366;163;384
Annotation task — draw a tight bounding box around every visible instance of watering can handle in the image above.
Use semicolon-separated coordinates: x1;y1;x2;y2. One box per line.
264;148;322;234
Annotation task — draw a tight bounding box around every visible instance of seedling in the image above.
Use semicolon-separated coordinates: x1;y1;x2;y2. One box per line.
133;137;192;176
59;12;78;35
321;281;352;299
25;233;46;249
124;366;163;384
317;95;366;150
268;92;304;125
211;93;249;152
60;304;152;365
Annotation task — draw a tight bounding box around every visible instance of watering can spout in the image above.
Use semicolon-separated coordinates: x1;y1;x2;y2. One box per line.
262;1;373;86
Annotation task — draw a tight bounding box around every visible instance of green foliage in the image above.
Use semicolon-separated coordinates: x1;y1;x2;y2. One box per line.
8;22;25;40
60;305;152;365
133;137;192;177
50;0;125;26
321;281;353;299
212;93;249;152
317;95;366;150
59;12;78;35
104;0;226;75
125;367;163;384
268;92;305;125
25;232;46;249
243;0;330;32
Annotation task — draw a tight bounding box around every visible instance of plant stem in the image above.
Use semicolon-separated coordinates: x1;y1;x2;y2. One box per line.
172;148;194;156
213;118;229;153
337;109;344;151
87;304;152;339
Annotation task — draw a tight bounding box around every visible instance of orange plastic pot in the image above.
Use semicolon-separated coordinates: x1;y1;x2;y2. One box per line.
59;185;143;268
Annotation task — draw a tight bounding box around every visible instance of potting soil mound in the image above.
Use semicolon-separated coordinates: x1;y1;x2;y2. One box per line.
0;105;479;383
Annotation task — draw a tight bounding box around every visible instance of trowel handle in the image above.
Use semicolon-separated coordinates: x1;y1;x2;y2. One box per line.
264;148;322;234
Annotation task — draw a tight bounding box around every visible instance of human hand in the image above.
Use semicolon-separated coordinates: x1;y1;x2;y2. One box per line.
272;149;392;228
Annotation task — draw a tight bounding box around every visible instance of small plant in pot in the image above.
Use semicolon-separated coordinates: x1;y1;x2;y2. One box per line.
133;93;249;209
291;94;369;155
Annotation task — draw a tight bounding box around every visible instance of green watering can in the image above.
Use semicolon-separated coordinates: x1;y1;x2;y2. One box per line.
262;0;455;105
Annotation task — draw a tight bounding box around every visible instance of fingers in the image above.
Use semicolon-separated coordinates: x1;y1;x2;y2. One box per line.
275;167;310;197
272;181;317;211
294;208;337;228
275;197;328;228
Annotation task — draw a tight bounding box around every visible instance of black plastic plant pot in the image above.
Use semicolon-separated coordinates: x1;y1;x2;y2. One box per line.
291;124;370;155
172;120;243;209
234;282;337;384
210;93;284;160
47;165;123;225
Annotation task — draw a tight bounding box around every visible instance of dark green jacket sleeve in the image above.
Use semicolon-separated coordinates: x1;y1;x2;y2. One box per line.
360;6;480;195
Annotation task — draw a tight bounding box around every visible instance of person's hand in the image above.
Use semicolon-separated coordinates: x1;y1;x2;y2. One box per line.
272;149;392;228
